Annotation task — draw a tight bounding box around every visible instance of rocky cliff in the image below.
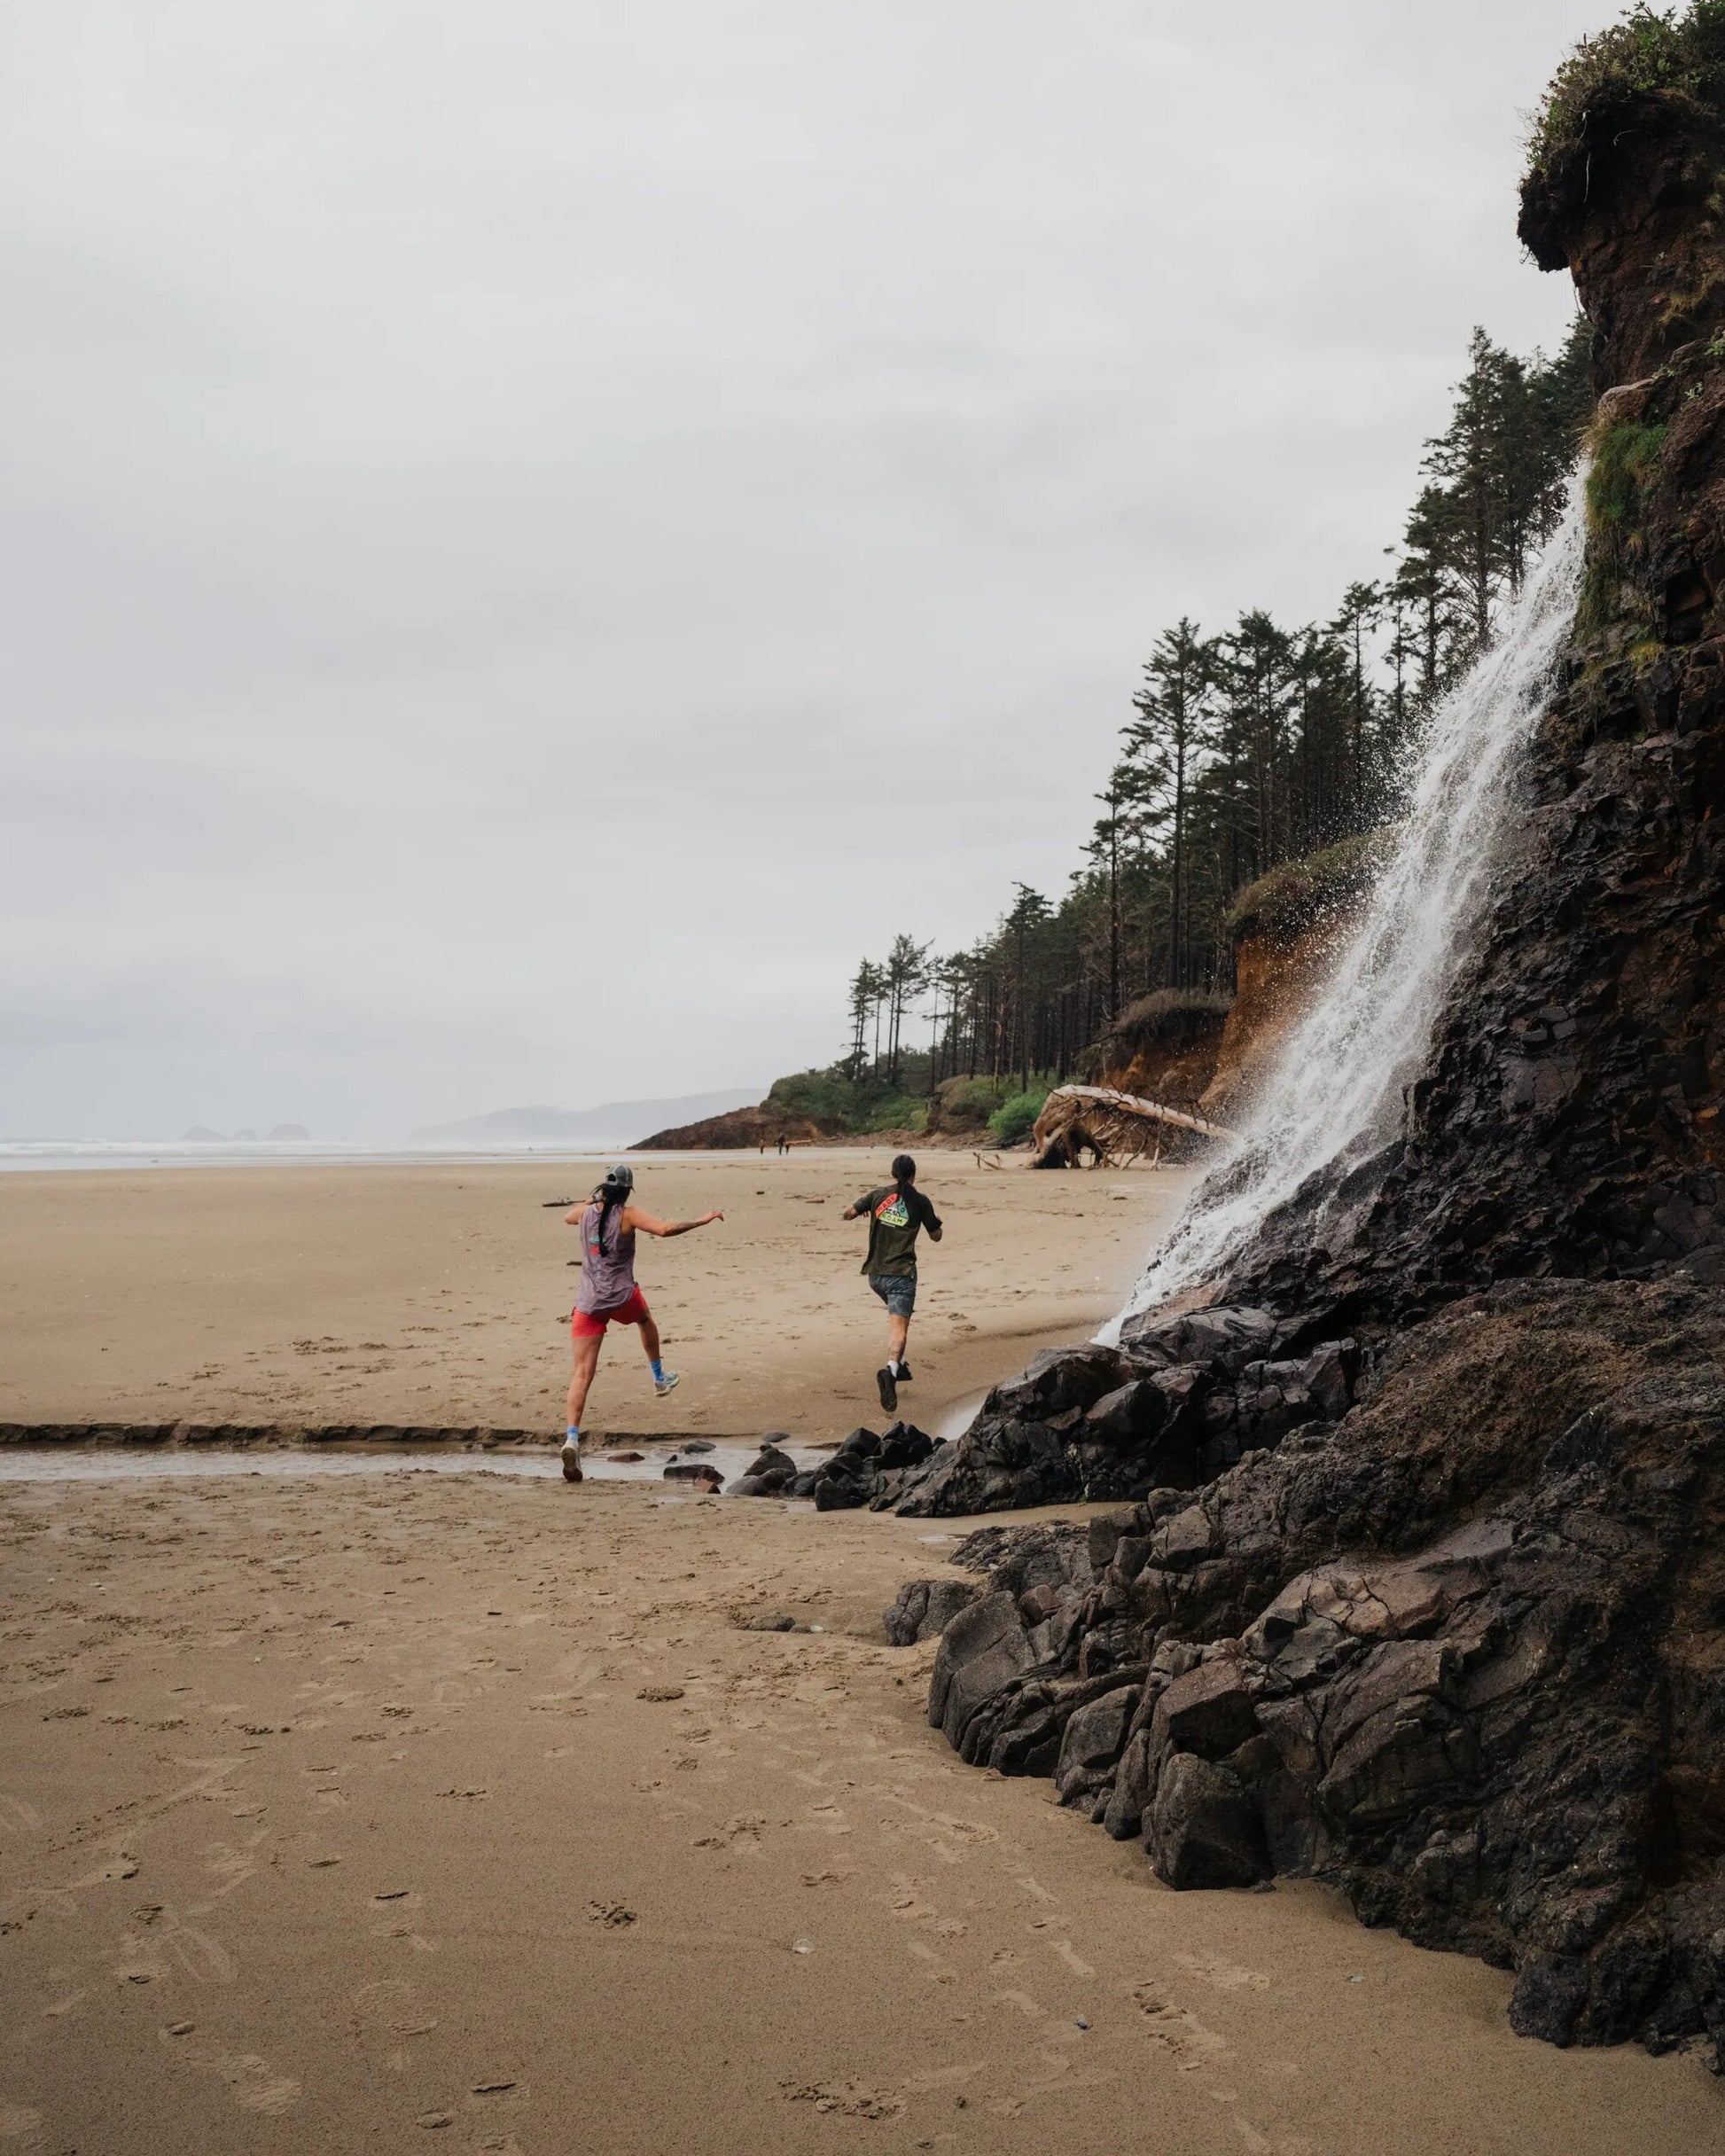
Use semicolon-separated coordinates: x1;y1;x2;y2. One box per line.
889;41;1725;2068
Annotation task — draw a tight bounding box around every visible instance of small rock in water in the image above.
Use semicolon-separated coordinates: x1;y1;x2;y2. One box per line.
605;1451;644;1463
681;1440;715;1454
663;1463;723;1488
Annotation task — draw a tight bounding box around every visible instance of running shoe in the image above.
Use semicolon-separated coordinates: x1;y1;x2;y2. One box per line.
897;1361;913;1384
559;1441;582;1483
876;1366;898;1413
654;1370;681;1398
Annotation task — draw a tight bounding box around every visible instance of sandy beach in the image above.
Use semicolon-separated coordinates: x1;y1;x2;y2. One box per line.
0;1154;1721;2152
0;1468;1718;2155
0;1152;1194;1441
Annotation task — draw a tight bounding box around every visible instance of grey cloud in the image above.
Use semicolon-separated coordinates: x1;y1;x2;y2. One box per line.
1;0;1604;1137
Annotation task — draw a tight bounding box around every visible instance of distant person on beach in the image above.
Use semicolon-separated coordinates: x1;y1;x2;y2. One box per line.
561;1165;722;1482
843;1153;941;1416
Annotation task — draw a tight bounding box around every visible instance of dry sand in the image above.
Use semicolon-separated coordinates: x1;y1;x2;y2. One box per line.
0;1151;1195;1440
1;1154;1721;2152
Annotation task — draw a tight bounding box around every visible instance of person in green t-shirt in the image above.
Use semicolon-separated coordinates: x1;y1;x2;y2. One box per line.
842;1152;943;1415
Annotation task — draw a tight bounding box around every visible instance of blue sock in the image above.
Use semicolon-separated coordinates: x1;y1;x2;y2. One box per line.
565;1425;580;1443
650;1360;666;1382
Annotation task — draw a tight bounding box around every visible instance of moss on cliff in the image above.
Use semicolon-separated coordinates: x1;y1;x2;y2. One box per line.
1579;414;1670;637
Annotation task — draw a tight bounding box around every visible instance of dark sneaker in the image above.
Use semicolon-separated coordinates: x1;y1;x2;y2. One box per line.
897;1361;913;1384
876;1366;898;1413
560;1441;583;1483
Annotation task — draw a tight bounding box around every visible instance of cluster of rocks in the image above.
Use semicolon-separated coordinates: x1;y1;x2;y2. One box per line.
889;1279;1725;2066
733;1423;940;1509
886;1305;1358;1516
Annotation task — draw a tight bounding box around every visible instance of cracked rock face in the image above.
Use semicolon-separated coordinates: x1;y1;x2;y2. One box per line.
886;1314;1359;1519
902;1281;1725;2065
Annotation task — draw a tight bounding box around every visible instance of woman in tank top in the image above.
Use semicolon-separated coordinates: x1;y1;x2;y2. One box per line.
559;1164;723;1480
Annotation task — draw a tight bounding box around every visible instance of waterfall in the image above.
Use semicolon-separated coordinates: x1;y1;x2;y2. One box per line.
1122;482;1588;1318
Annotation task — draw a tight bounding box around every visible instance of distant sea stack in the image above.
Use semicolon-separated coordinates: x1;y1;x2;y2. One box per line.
890;14;1725;2066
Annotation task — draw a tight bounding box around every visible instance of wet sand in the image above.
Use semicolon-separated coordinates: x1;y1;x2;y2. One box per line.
0;1151;1193;1441
0;1471;1718;2155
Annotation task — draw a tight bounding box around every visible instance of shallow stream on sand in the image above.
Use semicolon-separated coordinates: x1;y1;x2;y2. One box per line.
0;1438;827;1491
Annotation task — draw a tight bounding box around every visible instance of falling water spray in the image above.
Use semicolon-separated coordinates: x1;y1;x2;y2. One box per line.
1123;481;1588;1317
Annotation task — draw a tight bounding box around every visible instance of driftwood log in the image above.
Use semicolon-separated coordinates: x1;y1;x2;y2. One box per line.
1029;1084;1236;1169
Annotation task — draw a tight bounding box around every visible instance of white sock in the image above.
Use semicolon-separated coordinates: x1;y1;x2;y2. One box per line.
887;1362;901;1376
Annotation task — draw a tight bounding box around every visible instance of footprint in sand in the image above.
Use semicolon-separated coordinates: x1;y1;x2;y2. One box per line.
349;1978;439;2054
1131;1986;1231;2071
168;2047;301;2116
220;2054;302;2114
1174;1950;1270;1992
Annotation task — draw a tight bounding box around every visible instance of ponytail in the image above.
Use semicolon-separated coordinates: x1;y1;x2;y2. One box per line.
891;1153;917;1209
592;1179;628;1254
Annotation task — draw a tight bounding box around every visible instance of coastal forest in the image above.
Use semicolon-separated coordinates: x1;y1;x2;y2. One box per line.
791;321;1593;1143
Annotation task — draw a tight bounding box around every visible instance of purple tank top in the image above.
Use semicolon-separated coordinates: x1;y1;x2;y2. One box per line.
576;1199;637;1314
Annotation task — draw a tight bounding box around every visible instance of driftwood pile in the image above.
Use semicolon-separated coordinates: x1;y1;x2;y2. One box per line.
1029;1083;1234;1169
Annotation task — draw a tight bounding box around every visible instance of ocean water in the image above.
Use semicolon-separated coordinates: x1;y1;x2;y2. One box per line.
0;1139;683;1173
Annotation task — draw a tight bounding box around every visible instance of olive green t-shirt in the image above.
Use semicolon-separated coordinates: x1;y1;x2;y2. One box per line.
856;1185;941;1277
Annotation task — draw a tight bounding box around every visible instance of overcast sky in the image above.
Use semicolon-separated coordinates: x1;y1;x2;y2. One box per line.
1;0;1605;1140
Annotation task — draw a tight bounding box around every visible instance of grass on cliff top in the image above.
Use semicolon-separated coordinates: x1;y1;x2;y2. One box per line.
764;1067;930;1135
1224;829;1393;946
1526;1;1725;181
1101;988;1233;1055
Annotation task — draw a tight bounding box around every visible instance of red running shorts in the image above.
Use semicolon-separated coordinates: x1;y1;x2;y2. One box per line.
570;1288;651;1338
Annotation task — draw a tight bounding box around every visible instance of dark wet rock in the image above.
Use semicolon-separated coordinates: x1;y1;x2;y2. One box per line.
883;1577;980;1647
813;1455;874;1511
1053;1683;1141;1809
889;1321;1359;1518
662;1463;723;1488
1148;1657;1260;1762
734;1441;800;1496
877;1421;935;1471
1119;1304;1278;1371
1146;1754;1272;1890
927;1594;1036;1753
681;1440;715;1454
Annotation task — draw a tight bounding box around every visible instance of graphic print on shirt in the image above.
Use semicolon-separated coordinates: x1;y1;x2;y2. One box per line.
874;1192;911;1229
